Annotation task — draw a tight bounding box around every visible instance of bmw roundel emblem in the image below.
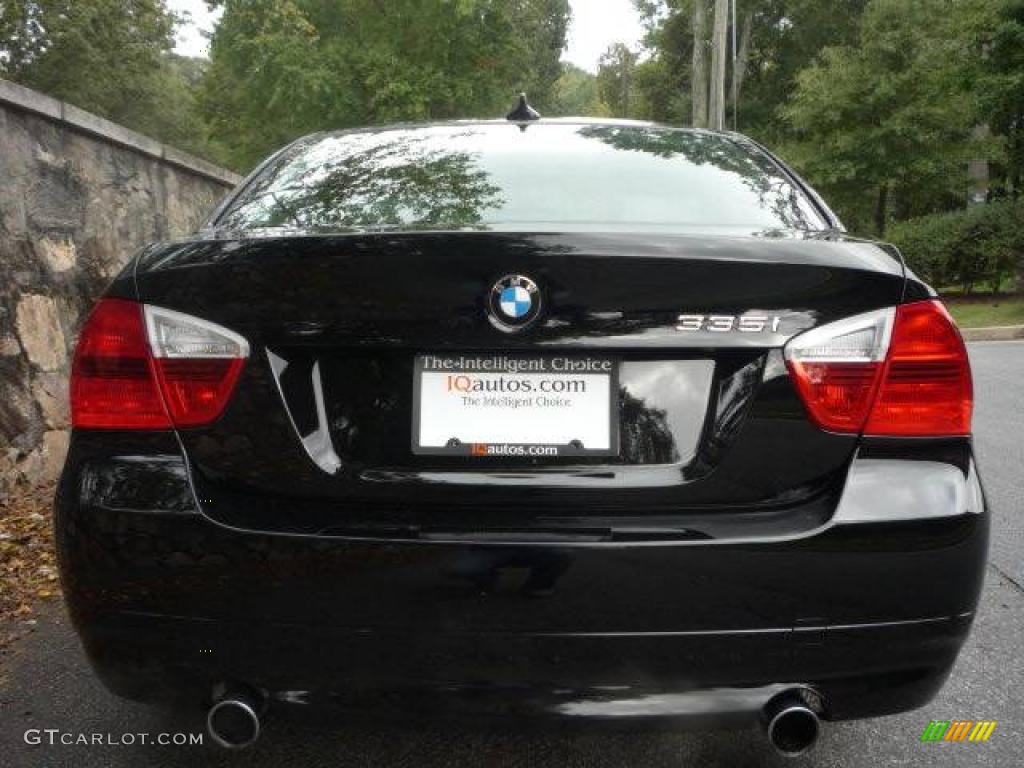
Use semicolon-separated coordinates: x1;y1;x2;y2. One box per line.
488;274;542;332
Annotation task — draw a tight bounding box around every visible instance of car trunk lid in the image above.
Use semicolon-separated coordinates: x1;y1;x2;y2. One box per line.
133;232;905;533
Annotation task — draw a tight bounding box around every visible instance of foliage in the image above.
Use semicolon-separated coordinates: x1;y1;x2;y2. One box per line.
0;0;572;171
4;0;1024;258
629;0;692;123
1;0;177;120
218;132;504;231
976;0;1024;198
596;42;641;118
625;0;1023;243
547;62;607;117
631;1;868;132
781;0;999;236
734;0;868;142
888;200;1024;293
200;0;571;170
0;484;60;650
629;1;1024;239
632;43;688;123
0;0;225;164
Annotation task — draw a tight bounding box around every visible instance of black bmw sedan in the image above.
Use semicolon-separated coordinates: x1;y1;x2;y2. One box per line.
55;115;987;755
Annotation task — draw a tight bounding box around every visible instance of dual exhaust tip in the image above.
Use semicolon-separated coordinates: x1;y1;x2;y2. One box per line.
205;686;822;755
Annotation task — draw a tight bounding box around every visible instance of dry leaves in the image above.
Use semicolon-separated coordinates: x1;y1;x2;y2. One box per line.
0;483;59;650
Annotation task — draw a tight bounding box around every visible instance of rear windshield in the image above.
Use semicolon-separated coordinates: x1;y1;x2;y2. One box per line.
214;123;828;235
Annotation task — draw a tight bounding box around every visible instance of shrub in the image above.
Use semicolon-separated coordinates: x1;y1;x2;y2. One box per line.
887;200;1024;293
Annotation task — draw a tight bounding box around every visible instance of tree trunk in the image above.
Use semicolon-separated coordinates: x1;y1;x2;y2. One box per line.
730;9;753;128
621;56;632;117
708;0;729;131
875;182;889;237
691;0;708;128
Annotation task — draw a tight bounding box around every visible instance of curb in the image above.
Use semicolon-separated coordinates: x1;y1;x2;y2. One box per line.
961;325;1024;342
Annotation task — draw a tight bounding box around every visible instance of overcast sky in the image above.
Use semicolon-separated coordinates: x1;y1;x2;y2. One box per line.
166;0;645;73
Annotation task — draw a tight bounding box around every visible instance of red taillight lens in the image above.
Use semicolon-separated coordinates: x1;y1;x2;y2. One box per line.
71;298;171;429
71;299;248;430
864;300;972;436
786;360;883;432
153;358;246;427
785;300;972;437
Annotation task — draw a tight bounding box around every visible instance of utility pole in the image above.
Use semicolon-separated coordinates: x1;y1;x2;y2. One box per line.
691;0;709;129
731;0;737;130
708;0;729;131
731;3;753;133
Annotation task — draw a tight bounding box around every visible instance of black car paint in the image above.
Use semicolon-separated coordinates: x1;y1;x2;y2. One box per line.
56;427;986;723
55;122;986;733
128;233;904;520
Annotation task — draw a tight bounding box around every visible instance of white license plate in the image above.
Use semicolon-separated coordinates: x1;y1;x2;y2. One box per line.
412;354;619;457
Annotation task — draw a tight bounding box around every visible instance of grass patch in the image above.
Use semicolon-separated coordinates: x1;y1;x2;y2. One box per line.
944;294;1024;328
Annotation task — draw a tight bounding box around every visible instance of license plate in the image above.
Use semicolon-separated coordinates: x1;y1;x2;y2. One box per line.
412;354;619;457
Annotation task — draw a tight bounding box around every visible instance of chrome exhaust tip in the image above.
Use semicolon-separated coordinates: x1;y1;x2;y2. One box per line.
764;691;821;757
207;693;261;749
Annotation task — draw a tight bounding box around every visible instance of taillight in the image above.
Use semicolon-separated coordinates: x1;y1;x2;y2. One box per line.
784;306;894;433
864;300;972;436
785;300;972;437
144;305;249;427
71;299;248;429
71;299;171;429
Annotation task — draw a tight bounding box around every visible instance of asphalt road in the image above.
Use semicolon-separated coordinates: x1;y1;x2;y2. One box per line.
1;341;1022;767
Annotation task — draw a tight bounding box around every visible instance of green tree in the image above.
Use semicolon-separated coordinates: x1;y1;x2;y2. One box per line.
976;0;1024;198
632;2;691;124
218;132;504;231
200;0;571;170
596;42;641;118
632;1;867;134
1;1;174;126
0;1;223;164
738;0;868;140
547;62;607;116
781;0;993;235
0;0;39;72
888;199;1024;293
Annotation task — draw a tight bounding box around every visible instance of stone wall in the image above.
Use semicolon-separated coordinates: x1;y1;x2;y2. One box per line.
0;79;243;493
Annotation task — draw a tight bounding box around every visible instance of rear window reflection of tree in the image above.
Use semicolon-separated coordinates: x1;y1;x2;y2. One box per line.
217;126;821;233
219;133;504;232
575;126;819;231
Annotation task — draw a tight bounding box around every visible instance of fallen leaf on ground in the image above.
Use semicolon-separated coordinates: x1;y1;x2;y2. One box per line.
0;483;60;651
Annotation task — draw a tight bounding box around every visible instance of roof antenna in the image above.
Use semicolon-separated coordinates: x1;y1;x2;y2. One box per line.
506;93;540;131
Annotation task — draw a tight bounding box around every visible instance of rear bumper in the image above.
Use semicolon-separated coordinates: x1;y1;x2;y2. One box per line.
55;437;988;726
79;611;970;727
